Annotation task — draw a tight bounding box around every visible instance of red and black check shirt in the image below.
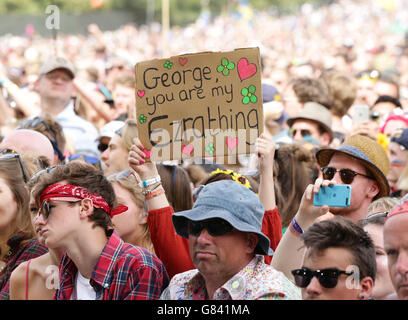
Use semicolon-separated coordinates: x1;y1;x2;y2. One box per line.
55;230;169;300
0;232;48;300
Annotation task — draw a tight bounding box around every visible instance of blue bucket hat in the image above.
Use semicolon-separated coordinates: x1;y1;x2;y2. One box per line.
172;180;274;256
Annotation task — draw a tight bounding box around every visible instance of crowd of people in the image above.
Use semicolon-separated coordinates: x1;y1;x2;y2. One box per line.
0;0;408;300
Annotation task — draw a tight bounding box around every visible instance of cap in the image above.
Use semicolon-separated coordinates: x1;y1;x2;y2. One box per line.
39;56;75;78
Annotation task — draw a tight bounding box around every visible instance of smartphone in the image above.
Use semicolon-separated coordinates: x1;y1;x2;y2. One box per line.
313;185;351;207
353;104;370;123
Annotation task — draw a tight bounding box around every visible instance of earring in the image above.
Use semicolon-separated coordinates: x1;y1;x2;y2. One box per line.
360;295;365;300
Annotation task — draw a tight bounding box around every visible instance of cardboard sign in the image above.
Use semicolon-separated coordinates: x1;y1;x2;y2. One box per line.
135;47;263;163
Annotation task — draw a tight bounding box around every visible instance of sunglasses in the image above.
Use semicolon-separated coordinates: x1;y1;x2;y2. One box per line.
45;72;72;82
187;218;234;237
39;198;81;220
291;267;354;289
321;166;373;184
0;153;29;183
98;142;109;152
356;70;380;81
364;211;388;221
290;128;311;138
68;154;102;171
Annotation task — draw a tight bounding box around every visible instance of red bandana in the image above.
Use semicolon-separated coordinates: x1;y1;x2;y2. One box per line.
39;184;128;218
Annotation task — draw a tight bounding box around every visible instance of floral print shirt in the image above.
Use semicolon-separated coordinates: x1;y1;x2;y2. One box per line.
161;255;301;300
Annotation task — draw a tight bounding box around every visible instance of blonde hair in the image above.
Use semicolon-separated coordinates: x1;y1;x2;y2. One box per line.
107;173;155;254
120;119;138;151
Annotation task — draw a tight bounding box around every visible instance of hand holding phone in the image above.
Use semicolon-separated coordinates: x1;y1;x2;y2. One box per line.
313;185;351;207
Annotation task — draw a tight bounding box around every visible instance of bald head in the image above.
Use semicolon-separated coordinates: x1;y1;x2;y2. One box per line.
0;129;56;165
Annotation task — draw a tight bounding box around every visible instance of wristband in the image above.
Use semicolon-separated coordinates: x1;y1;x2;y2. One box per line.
291;218;303;234
145;188;164;200
142;182;162;195
289;218;303;237
139;175;161;188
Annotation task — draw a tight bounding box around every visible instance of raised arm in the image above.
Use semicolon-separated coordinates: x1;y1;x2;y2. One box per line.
128;138;194;278
270;178;332;280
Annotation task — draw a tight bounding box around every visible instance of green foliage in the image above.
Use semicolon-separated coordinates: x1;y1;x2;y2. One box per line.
0;0;322;23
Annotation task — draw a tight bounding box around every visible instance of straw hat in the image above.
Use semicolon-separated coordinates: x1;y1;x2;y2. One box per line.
287;102;333;141
316;134;390;200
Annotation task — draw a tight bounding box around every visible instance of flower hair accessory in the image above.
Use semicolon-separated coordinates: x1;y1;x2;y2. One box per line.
210;168;252;190
39;184;128;218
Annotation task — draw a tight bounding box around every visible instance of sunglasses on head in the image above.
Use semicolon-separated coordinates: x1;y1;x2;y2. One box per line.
364;211;388;221
187;218;234;237
68;154;102;171
321;166;373;184
291;267;354;289
290;128;311;138
0;153;29;183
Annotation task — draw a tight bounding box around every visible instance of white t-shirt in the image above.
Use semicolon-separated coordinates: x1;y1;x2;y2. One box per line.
71;271;96;300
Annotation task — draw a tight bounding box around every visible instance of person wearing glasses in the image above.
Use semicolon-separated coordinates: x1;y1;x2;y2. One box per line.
100;119;137;176
292;216;376;300
160;179;300;300
0;154;48;299
34;56;99;158
29;161;169;300
383;196;408;300
287;101;333;148
271;134;390;282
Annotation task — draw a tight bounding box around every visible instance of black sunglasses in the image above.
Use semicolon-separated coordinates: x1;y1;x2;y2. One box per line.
0;153;29;183
321;166;373;184
187;218;234;237
98;142;109;152
290;128;311;138
291;267;354;289
40;199;81;220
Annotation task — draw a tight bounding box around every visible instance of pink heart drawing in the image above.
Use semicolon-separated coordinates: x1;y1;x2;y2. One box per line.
143;148;152;159
137;90;145;98
226;137;238;151
179;57;188;66
237;58;257;81
181;144;194;155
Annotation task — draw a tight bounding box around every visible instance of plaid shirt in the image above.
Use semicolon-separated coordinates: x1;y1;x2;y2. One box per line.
55;230;169;300
0;232;48;300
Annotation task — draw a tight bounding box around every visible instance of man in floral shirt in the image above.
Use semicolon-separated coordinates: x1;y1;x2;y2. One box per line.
161;180;300;300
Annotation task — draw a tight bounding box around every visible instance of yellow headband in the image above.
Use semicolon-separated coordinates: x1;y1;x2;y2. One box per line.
210;168;252;190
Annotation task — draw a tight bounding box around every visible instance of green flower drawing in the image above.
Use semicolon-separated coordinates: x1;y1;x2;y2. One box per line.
164;61;173;69
205;142;215;155
139;114;147;124
217;58;235;76
241;85;257;104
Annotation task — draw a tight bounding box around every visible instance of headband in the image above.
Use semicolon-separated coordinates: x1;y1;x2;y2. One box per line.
39;184;128;218
210;168;252;190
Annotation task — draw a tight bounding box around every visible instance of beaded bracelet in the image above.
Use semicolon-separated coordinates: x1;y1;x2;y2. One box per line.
145;188;164;200
139;175;161;188
141;182;162;195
